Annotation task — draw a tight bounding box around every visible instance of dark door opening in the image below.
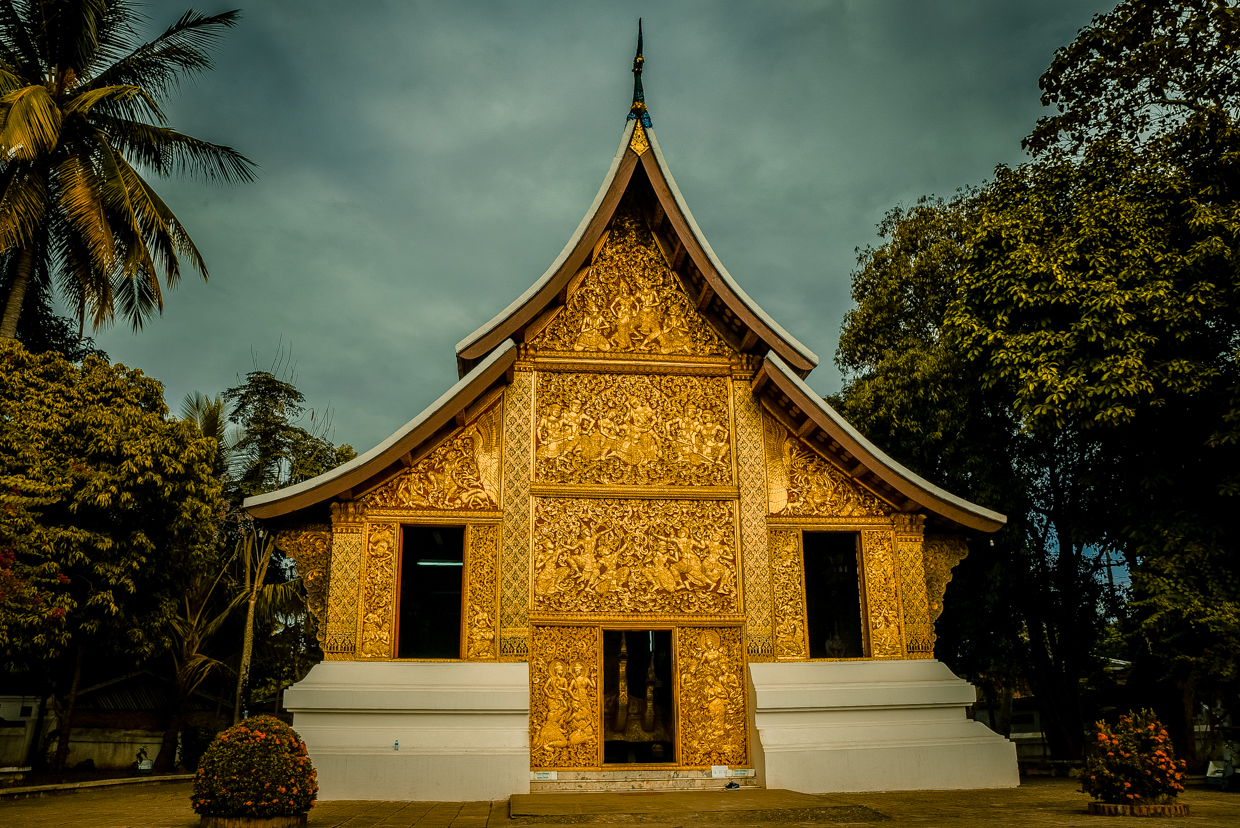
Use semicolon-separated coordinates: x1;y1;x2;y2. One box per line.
602;630;674;764
803;531;866;658
396;525;465;659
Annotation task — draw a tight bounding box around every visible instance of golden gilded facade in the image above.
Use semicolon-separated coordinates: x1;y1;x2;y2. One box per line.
272;155;982;774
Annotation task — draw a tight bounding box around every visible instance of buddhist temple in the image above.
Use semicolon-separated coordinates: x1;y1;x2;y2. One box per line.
246;28;1018;800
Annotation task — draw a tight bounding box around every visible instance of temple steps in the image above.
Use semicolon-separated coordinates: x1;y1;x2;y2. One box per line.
529;769;760;793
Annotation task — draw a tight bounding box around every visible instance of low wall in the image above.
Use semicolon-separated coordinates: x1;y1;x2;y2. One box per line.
749;660;1019;793
283;661;530;801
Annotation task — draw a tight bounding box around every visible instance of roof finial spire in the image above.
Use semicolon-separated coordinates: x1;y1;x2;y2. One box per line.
627;19;652;128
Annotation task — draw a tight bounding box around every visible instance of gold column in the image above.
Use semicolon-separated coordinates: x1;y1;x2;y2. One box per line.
769;529;808;660
464;523;501;660
358;521;398;659
895;515;933;659
499;370;535;660
324;502;365;658
861;529;905;658
733;379;774;661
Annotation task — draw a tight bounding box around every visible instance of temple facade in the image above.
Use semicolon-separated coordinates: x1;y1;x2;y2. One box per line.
246;42;1018;800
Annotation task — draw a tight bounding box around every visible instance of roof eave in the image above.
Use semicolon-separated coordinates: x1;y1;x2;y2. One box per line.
243;339;519;520
759;353;1007;533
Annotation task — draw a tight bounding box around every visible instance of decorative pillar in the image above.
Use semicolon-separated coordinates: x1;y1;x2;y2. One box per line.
769;529;808;660
358;521;398;659
894;515;934;659
860;529;904;658
733;375;774;661
464;523;502;660
498;369;534;660
324;502;365;658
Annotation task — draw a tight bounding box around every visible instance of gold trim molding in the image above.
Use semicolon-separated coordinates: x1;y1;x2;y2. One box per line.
530;484;738;500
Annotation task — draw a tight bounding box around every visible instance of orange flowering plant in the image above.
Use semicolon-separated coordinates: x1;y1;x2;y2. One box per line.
191;716;318;817
1082;710;1186;805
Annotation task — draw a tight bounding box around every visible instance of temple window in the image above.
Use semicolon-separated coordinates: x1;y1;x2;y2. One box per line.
802;531;866;658
396;525;466;659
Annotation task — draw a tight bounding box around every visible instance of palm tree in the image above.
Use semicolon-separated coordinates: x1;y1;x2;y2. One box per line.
0;1;254;342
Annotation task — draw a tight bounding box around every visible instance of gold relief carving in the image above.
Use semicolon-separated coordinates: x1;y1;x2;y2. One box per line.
897;534;934;659
324;530;363;654
734;382;773;660
499;373;534;659
861;530;904;658
923;534;969;623
530;625;600;769
770;530;809;660
330;501;364;528
532;498;738;616
534;372;732;487
465;524;501;660
630;121;650;156
362;405;501;511
763;413;892;518
677;627;748;767
359;523;398;659
529;196;731;358
275;527;331;642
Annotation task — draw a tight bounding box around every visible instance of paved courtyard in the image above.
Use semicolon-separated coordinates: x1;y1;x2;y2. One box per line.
0;777;1235;827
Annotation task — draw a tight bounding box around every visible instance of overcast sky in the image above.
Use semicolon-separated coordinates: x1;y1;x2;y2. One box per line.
85;0;1115;453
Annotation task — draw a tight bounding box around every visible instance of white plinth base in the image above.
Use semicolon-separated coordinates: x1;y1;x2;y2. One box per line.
283;661;530;801
749;660;1018;793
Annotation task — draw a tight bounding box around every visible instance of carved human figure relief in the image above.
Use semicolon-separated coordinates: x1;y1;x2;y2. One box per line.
529;195;731;357
531;498;738;616
677;627;747;767
535;372;732;486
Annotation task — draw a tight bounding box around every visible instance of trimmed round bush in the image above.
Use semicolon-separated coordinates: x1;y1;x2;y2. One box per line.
1082;710;1186;805
191;716;317;817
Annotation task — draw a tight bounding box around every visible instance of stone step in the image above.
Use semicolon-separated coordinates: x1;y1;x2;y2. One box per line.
530;768;760;793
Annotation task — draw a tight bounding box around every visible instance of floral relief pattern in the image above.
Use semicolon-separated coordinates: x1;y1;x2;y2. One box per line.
677;627;748;767
861;530;903;658
763;414;893;517
770;529;808;660
530;625;600;768
465;524;501;660
534;372;732;486
923;534;969;623
532;498;738;616
359;523;397;659
275;527;331;638
362;404;501;511
530;195;731;357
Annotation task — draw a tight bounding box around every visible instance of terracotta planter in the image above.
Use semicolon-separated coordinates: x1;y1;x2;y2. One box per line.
1087;802;1190;817
200;815;307;828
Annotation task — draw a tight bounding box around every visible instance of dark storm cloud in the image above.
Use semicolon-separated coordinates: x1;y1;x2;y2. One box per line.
91;0;1114;452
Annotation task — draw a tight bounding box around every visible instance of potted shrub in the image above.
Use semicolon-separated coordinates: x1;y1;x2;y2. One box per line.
191;716;317;828
1082;710;1189;817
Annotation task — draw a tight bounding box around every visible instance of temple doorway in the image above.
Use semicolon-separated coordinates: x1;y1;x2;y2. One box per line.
602;629;675;764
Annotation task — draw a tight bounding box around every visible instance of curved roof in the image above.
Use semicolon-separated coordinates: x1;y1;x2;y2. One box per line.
243;340;517;519
454;120;819;377
756;353;1006;533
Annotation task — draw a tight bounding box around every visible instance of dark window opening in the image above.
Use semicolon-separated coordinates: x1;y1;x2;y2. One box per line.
397;525;465;659
803;531;865;658
602;630;675;764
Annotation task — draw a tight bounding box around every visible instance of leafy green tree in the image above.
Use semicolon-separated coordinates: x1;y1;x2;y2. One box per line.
0;1;254;341
0;342;221;768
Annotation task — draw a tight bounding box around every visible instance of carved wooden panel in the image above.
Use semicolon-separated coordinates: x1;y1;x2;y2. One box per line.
528;196;731;357
276;526;331;645
763;414;893;518
323;527;363;656
770;529;809;660
734;381;773;660
861;530;904;658
358;522;398;659
924;534;969;623
534;372;732;486
677;627;748;767
499;373;534;659
361;404;501;511
531;498;738;617
529;625;601;769
897;532;934;659
464;524;501;660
